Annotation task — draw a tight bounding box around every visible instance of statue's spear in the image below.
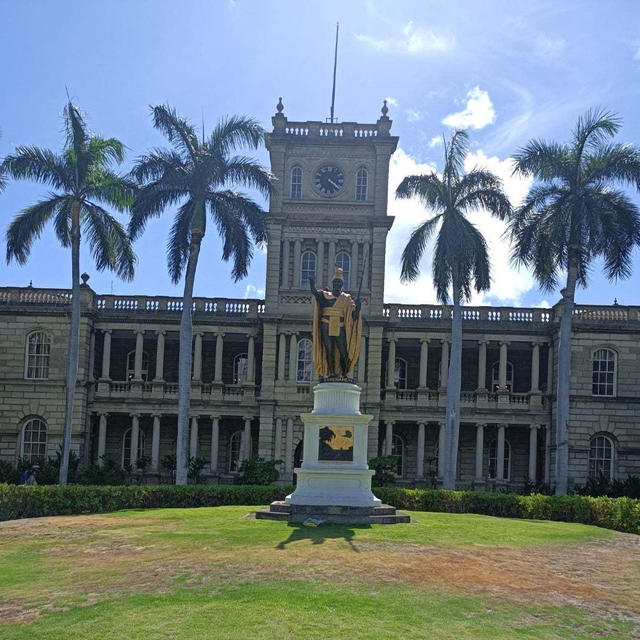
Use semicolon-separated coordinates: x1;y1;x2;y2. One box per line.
347;250;368;374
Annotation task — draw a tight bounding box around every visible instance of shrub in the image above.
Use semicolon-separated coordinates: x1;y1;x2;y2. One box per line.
368;455;397;487
76;459;128;486
188;457;208;483
237;456;280;485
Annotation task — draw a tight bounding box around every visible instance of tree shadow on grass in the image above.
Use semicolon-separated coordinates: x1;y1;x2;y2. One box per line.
276;523;369;551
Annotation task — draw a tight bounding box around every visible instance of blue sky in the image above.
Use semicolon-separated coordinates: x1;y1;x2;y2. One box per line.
1;0;639;308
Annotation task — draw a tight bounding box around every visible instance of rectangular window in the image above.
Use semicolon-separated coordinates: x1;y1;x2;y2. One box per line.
25;332;52;379
291;168;302;199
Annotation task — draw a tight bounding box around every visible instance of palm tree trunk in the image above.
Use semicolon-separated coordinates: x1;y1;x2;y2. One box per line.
443;282;463;490
59;200;81;485
554;248;578;494
175;232;203;485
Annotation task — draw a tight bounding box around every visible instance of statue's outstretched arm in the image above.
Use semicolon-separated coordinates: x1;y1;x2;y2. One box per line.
309;276;323;303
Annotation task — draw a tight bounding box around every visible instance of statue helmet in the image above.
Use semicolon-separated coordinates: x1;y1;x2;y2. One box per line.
332;267;344;282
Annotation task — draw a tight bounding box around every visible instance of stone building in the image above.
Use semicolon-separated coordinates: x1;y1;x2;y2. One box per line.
1;101;639;490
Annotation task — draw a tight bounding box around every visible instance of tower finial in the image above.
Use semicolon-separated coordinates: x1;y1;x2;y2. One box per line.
381;99;389;119
329;22;339;123
276;97;284;114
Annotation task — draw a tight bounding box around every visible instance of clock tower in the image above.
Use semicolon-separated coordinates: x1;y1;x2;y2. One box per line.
256;98;398;459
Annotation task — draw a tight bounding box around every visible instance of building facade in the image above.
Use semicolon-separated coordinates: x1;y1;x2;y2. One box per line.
1;101;639;489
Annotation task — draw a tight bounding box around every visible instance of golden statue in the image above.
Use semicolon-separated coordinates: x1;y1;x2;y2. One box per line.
309;267;362;380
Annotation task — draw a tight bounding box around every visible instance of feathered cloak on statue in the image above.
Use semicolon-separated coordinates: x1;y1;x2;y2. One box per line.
312;291;362;377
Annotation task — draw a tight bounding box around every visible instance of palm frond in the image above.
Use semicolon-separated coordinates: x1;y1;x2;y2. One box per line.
222;156;273;197
208;190;267;245
400;215;441;282
573;108;621;154
2;147;72;190
512;139;570;180
151;104;198;160
584;143;640;189
167;200;197;283
53;197;73;247
129;183;186;240
443;129;469;181
209;116;265;156
210;197;253;281
63;101;90;186
129;149;187;184
455;170;512;219
88;137;125;167
85;170;137;212
395;173;444;210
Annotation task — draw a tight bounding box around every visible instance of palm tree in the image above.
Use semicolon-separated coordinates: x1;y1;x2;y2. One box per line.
129;105;272;485
509;109;640;494
396;130;511;489
3;102;136;484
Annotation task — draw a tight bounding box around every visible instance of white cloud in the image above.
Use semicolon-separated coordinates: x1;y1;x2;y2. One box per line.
406;109;421;122
428;136;442;148
442;86;496;130
384;147;534;306
244;284;264;299
355;22;455;55
533;33;565;59
385;96;399;106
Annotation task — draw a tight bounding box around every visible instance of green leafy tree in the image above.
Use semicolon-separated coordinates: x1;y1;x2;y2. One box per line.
509;109;640;494
2;102;135;485
396;130;511;489
129;105;272;485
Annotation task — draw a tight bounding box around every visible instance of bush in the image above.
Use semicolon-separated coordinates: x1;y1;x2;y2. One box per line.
573;474;640;499
368;455;397;487
237;456;280;485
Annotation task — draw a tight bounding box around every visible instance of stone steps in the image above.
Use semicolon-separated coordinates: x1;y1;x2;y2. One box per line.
255;501;411;525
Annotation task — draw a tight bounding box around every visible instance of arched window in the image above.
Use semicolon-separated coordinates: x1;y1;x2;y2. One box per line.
297;338;313;383
228;430;243;472
394;357;408;389
592;348;616;397
335;252;350;290
25;331;52;379
488;439;511;480
491;361;514;392
21;418;47;461
290;167;302;199
589;434;615;480
122;427;146;467
300;251;316;288
355;168;368;201
126;350;149;381
233;353;248;385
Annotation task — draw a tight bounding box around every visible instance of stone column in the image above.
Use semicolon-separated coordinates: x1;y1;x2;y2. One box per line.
154;330;166;381
151;415;161;472
530;343;540;392
293;239;301;288
130;414;140;467
193;332;203;381
477;340;487;390
134;330;145;380
97;413;107;467
243;417;252;460
288;333;298;382
362;242;370;290
101;329;112;379
281;239;290;288
385;421;393;455
496;424;506;481
246;335;255;383
440;339;449;390
499;341;509;390
278;333;287;380
386;337;396;388
416;422;425;480
546;344;554;393
544;425;551;483
529;424;539;482
356;336;366;383
214;332;224;382
274;417;283;463
284;418;294;473
210;416;219;472
190;416;199;459
88;330;96;381
327;241;336;277
475;423;485;481
438;422;445;478
419;337;429;388
316;239;324;284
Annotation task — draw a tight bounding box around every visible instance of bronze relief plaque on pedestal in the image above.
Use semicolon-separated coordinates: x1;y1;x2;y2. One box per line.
318;425;354;462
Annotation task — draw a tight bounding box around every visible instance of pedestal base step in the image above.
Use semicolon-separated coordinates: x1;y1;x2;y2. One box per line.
255;501;411;525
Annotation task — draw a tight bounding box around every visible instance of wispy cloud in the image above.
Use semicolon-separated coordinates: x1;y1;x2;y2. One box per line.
385;96;399;106
355;21;455;55
406;109;422;122
442;86;496;130
429;136;442;148
244;284;264;299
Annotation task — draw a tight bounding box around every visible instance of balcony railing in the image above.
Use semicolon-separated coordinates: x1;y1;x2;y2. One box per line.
93;380;258;402
95;295;265;316
382;388;546;411
0;287;72;306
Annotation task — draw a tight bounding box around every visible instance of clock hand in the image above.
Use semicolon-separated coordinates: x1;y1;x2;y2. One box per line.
328;178;339;189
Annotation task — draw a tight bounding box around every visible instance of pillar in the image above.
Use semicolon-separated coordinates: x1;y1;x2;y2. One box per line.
356;336;366;383
97;413;107;467
499;341;508;390
293;239;301;288
475;423;485;481
274;417;283;463
385;421;393;455
277;333;287;380
130;414;140;467
328;241;336;277
530;343;540;392
529;424;538;482
544;425;551;483
419;337;429;388
546;344;554;393
154;330;166;381
134;330;145;380
496;424;506;481
288;333;298;382
440;339;449;389
243;417;252;460
190;416;199;459
281;239;290;288
285;418;294;473
438;422;445;478
151;415;161;472
193;332;203;381
477;340;487;390
88;330;96;381
101;329;112;379
210;416;219;472
316;239;324;284
214;332;224;382
246;335;255;383
386;337;396;388
362;242;370;290
416;422;425;479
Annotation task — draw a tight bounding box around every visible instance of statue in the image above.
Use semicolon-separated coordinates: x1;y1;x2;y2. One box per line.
309;267;362;380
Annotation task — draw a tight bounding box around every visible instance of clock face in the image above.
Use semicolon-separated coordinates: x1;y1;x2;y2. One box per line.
314;165;344;196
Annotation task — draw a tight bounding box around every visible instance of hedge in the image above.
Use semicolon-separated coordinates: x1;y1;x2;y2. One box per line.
1;484;638;534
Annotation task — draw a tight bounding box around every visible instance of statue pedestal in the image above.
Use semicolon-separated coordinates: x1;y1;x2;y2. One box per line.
286;382;381;508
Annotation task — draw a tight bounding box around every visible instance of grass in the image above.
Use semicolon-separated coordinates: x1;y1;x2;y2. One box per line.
1;506;638;639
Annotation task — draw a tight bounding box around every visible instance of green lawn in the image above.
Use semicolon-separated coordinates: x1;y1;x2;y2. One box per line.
1;506;638;639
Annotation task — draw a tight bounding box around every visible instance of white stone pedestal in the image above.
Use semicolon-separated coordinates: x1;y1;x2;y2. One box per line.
286;382;381;508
